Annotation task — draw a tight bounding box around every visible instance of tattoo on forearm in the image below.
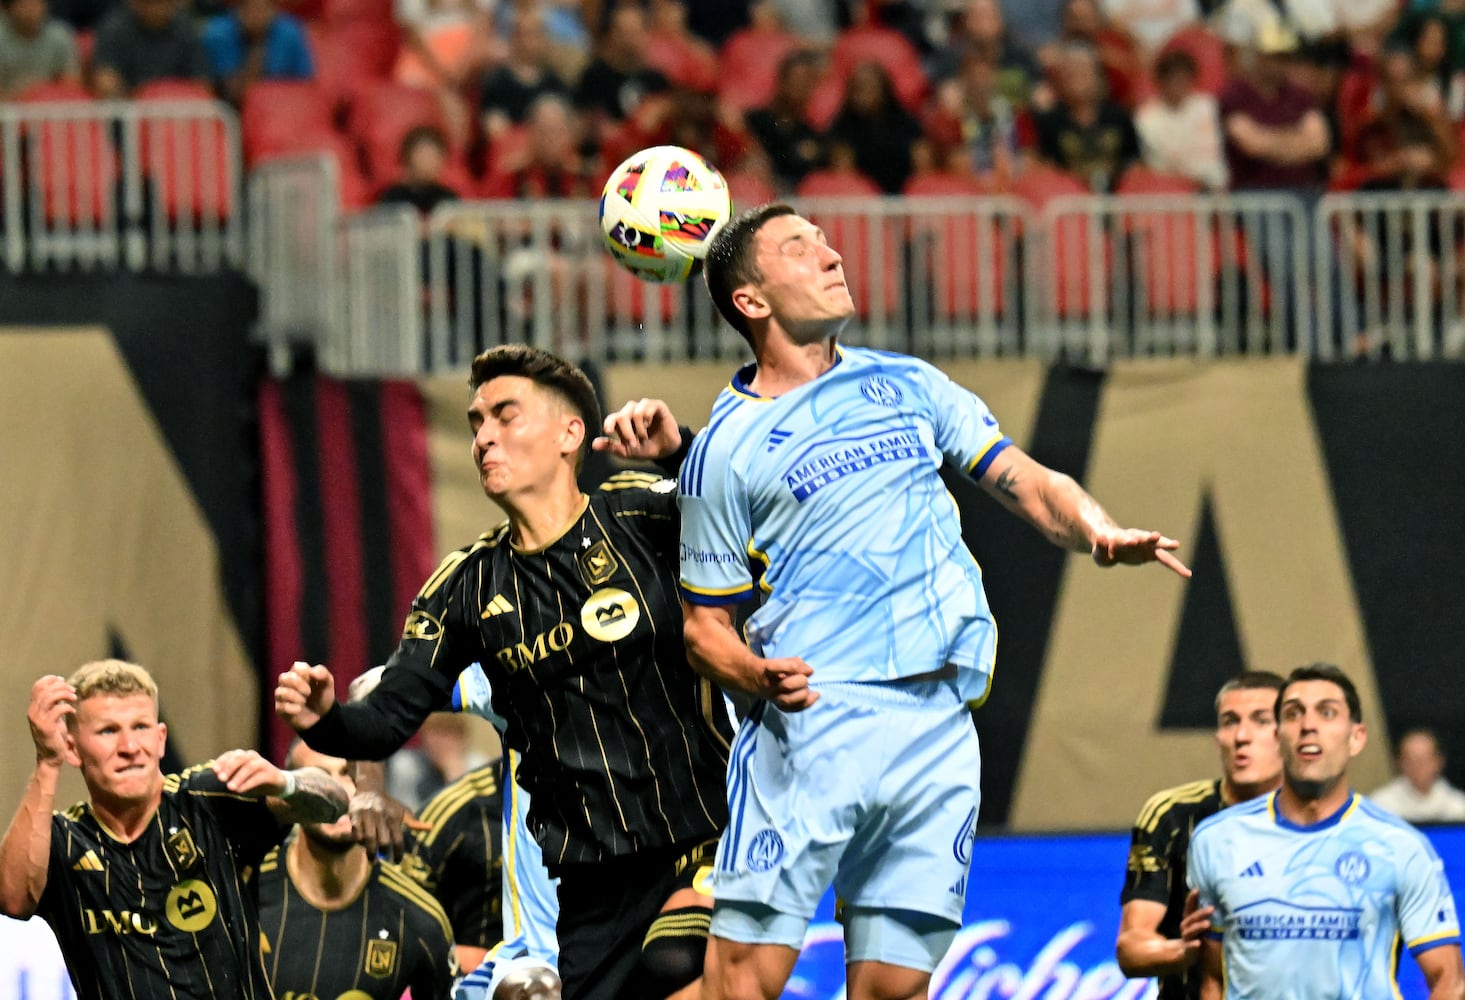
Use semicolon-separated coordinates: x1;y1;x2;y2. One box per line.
994;467;1020;502
281;768;349;823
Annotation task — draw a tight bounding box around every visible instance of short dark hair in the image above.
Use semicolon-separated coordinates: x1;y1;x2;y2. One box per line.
1277;663;1362;724
1154;49;1198;81
1214;670;1286;715
703;202;797;342
398;124;448;167
468;345;601;472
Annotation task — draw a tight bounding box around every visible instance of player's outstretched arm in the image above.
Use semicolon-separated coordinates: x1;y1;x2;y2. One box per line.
1419;944;1465;1000
211;749;349;825
0;676;78;918
977;445;1191;578
682;602;819;712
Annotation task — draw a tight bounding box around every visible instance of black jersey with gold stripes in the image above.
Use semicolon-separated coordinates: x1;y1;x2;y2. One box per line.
258;836;458;1000
400;761;504;950
1120;778;1226;1000
35;763;287;1000
304;472;735;867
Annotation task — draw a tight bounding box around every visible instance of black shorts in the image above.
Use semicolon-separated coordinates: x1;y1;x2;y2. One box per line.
555;838;717;1000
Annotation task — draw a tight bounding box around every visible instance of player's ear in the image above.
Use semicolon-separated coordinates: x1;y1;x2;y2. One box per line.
63;730;82;769
156;720;168;753
1348;721;1367;759
732;284;769;323
561;411;585;460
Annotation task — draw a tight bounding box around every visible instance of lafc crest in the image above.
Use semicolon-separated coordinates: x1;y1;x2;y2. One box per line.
166;828;201;870
365;937;398;978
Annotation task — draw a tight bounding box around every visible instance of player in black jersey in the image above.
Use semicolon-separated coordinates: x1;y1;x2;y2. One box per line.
276;345;733;1000
0;660;349;1000
1116;671;1286;1000
400;759;505;971
259;741;458;1000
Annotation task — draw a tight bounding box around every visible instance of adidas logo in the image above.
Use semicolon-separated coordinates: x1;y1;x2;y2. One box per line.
480;594;514;619
766;429;792;452
1240;861;1264;878
72;850;103;872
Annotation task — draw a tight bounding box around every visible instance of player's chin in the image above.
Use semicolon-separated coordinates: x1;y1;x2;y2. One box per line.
303;818;358;848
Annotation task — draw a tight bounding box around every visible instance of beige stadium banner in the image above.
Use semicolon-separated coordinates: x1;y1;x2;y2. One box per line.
0;330;257;810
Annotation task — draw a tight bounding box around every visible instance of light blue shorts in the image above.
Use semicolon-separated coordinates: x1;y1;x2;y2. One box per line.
712;677;981;926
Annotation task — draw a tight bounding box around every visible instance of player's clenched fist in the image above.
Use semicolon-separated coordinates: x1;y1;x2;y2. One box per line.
274;661;337;732
213;749;290;797
759;657;819;712
28;675;77;766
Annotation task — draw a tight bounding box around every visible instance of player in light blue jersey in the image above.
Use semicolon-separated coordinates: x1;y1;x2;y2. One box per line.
449;663;562;1000
681;203;1193;1000
1188;663;1465;1000
349;664;561;1000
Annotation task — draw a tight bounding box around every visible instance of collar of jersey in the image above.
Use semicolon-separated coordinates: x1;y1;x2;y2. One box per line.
509;493;589;554
1269;790;1359;832
729;345;845;400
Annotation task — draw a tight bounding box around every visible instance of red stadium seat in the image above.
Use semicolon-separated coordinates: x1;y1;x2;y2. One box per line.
311;20;401;110
1115;164;1201;196
133;78;214;101
345;80;445;184
135;86;234;220
904;173;1007;318
241;80;334;164
716;25;800;114
725;168;777;210
829;25;928;115
796;167;881;198
1011;165;1105;318
15;82;117;225
256;133;371;209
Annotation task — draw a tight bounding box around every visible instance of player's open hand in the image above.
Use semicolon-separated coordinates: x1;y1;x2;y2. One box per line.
759;657;819;712
1178;888;1215;964
1092;528;1191;578
592;398;682;461
213;749;289;798
350;788;431;861
274;661;337;731
28;675;77;767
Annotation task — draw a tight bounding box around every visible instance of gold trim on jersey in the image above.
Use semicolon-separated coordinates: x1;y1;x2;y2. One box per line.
416;769;500;849
379;864;455;943
1135;779;1217;834
599;471;665;491
643;911;712;947
699;678;732;755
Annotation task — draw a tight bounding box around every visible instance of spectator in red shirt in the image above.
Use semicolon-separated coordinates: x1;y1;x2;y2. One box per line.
1218;22;1331;191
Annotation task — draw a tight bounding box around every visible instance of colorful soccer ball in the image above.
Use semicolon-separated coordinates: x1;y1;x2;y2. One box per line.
599;145;732;283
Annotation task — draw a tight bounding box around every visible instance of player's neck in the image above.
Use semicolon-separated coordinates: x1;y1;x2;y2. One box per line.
88;780;164;843
1276;779;1354;828
287;832;371;910
1222;774;1282;806
749;334;838;397
502;481;587;552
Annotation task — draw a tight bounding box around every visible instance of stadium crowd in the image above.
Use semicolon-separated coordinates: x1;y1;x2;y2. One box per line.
4;0;1464;209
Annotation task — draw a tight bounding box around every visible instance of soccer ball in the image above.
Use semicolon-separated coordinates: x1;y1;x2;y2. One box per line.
599;145;732;284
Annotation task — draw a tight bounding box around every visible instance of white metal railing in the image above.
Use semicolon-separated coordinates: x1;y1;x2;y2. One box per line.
0;99;241;274
246;166;1465;374
1315;191;1465;361
1039;193;1314;362
247;155;342;365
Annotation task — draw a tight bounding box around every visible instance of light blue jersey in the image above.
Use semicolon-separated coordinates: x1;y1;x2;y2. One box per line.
451;664;559;967
678;346;1010;705
1188;791;1461;999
